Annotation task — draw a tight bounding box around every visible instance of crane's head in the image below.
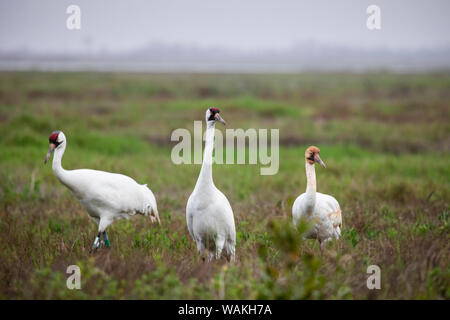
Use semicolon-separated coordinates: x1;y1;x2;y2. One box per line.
44;130;65;164
305;146;326;168
205;107;226;125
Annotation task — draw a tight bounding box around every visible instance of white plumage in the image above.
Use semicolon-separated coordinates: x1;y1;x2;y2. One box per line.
292;146;342;251
186;108;236;262
45;131;160;250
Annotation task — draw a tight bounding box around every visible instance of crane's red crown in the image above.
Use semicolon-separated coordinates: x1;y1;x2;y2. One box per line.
49;131;60;144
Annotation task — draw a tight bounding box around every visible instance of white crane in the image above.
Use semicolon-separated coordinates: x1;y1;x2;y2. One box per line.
292;146;342;252
186;108;236;262
44;130;160;251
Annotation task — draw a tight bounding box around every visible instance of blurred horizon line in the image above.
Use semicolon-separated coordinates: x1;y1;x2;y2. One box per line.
1;40;449;73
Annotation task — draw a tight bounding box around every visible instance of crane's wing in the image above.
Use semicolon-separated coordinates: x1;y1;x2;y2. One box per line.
65;169;159;223
316;193;342;237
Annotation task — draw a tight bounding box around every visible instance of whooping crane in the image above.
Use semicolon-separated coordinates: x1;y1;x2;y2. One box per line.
292;146;342;252
186;108;236;262
44;130;160;251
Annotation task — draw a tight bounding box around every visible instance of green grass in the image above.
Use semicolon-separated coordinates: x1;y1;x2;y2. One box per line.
0;72;448;299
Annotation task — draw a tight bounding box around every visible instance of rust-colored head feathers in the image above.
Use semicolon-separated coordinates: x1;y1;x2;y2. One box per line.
305;145;326;168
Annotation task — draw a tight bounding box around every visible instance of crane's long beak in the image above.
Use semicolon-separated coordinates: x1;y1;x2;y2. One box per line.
214;113;227;125
315;154;326;168
44;143;56;164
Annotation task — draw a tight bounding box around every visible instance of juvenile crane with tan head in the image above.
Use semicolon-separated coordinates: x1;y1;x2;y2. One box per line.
292;146;342;252
45;130;160;251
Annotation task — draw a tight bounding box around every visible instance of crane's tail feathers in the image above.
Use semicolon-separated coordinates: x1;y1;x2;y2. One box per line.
223;242;236;263
145;204;161;225
141;184;160;225
151;206;161;225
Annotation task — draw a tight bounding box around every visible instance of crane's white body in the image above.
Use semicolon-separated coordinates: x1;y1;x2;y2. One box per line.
292;162;342;247
49;132;159;244
186;117;236;262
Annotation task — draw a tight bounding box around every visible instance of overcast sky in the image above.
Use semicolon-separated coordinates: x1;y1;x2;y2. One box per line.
1;0;449;54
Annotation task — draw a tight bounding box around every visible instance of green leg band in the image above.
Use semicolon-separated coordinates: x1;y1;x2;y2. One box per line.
102;232;110;247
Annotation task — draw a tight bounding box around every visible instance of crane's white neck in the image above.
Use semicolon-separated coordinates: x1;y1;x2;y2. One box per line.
304;161;316;213
194;121;215;192
52;141;69;185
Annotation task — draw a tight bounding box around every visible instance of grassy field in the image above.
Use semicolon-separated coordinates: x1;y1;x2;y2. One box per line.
0;72;448;299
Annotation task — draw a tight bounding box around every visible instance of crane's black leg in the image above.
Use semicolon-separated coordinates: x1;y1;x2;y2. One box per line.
102;231;110;247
